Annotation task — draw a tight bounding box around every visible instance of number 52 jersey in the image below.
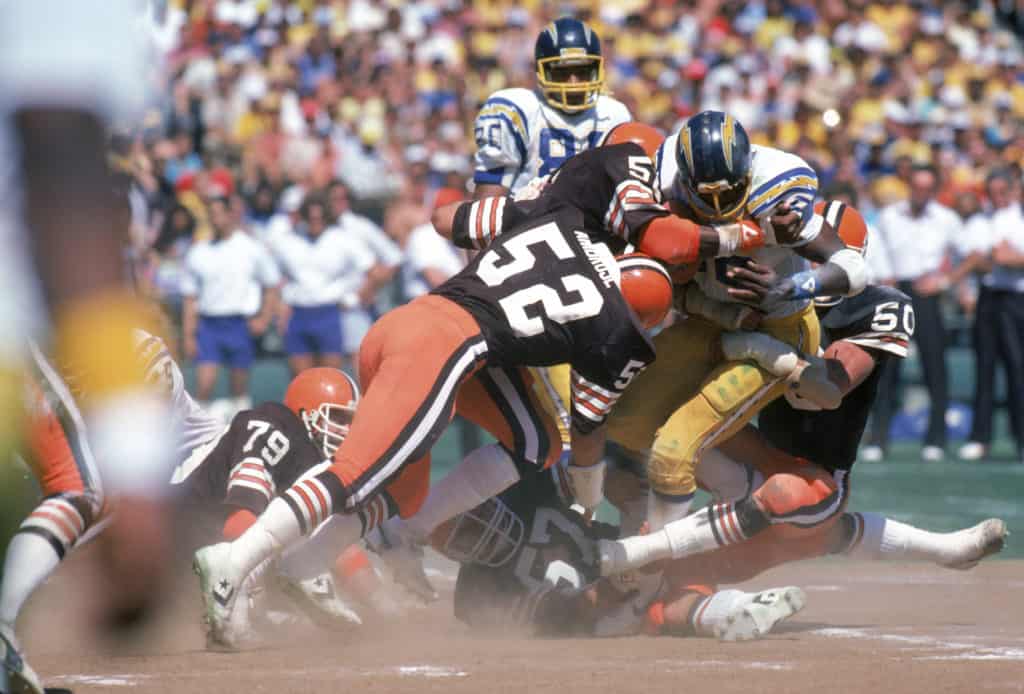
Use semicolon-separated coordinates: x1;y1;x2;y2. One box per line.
433;208;655;434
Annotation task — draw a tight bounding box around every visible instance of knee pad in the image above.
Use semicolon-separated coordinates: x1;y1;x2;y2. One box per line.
703;363;769;415
647;445;696;497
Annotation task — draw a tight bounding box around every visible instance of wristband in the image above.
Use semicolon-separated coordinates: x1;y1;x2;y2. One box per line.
789;271;817;300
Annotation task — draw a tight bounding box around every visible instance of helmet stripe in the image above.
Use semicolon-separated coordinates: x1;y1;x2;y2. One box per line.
617;255;672;285
721;115;735;173
678;127;694;174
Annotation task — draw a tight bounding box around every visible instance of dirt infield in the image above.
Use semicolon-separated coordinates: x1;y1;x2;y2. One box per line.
15;548;1024;694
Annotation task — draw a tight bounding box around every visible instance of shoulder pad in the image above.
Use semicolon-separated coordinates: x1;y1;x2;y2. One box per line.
746;146;818;219
822;285;913;357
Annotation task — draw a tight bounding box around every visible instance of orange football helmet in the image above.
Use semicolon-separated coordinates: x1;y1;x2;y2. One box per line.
814;199;868;255
616;253;674;329
284;368;360;457
602;121;664;159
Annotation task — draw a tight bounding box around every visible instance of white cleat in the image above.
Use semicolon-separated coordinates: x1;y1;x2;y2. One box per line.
193;543;246;650
370;522;438;603
859;445;884;463
275;572;362;629
716;586;806;642
0;623;43;694
940;519;1008;570
957;441;988;461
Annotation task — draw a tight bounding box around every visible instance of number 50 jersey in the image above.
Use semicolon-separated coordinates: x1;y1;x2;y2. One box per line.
433;209;656;434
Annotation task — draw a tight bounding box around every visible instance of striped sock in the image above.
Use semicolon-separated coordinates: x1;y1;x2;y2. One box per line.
0;532;62;627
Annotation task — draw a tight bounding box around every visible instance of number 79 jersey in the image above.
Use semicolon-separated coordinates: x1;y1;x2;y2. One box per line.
473;87;631;192
170;401;326;515
433;208;656;434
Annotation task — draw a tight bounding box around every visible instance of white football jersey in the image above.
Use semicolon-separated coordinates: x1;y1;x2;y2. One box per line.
473;88;631;193
655;139;822;318
133;330;224;463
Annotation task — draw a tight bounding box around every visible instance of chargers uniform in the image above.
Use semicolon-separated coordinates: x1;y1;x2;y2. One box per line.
473;88;630;193
607;137;824;505
453;466;616;635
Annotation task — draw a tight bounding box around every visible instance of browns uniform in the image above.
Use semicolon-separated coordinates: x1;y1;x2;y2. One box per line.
453;142;668;255
172;402;327;517
277;207;662;539
445;466;616;635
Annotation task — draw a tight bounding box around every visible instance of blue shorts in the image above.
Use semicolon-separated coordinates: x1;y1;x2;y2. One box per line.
196;315;254;368
285;304;343;357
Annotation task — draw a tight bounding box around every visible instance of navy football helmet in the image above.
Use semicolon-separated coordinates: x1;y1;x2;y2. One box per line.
535;18;604;113
675;111;753;221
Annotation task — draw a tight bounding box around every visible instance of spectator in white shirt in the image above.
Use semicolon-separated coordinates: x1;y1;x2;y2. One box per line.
865;165;977;462
964;172;1024;462
393;190;465;299
266;194;374;376
327;180;403;358
181;196;280;410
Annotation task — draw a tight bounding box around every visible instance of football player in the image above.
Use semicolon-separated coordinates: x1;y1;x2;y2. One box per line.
0;331;220;694
192;205;676;648
473;18;630;201
428;462;805;641
598;201;1007;584
377;122;768;599
601;111;869;532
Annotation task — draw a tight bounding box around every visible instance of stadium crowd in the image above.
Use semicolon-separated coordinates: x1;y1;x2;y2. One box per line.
122;0;1024;462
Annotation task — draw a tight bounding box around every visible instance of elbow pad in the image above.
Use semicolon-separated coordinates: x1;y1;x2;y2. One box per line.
827;247;868;297
785;356;843;410
638;216;701;265
684;284;755;331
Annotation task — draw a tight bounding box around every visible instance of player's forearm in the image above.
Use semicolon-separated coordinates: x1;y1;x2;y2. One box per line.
637;217;762;267
16;108;123;306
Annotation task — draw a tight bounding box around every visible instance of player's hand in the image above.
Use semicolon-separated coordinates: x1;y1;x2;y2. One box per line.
768;202;802;245
725;260;792;310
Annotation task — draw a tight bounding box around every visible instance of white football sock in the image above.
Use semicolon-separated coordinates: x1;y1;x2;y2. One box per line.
691;589;748;637
401;443;521;542
0;533;61;628
844;512;975;564
228;497;303;580
608;506;720;573
277;513;364;581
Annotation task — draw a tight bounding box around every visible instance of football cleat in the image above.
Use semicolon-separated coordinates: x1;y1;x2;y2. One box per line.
716;586;806;642
939;518;1008;570
0;623;43;694
274;572;362;629
193;543;246;650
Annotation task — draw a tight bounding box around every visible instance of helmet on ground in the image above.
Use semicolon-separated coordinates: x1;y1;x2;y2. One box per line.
675;110;753;221
602;121;664;159
433;497;524;567
616;253;674;329
284;368;360;457
535;17;604;113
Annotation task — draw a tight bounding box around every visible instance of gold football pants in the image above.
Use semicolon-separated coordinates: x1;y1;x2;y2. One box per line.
606;303;820;498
